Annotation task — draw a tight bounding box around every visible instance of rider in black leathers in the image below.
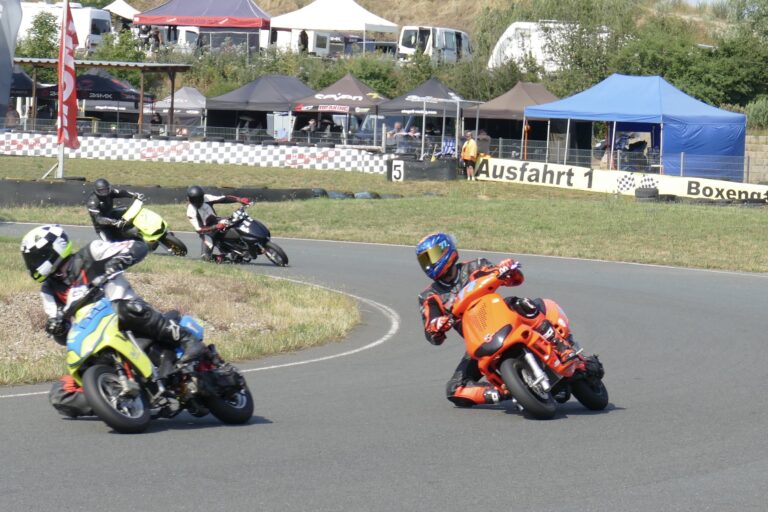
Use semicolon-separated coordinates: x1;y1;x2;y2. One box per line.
20;225;206;416
86;178;145;242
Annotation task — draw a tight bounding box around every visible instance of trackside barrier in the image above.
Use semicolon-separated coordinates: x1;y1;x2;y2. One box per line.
474;157;768;203
0;133;392;174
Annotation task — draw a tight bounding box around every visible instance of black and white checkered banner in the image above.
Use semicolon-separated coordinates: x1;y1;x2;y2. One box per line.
0;133;392;174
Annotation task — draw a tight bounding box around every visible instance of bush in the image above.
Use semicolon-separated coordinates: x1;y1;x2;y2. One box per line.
745;97;768;129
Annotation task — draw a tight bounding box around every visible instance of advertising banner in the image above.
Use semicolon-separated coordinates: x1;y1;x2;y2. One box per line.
0;0;22;119
475;157;768;202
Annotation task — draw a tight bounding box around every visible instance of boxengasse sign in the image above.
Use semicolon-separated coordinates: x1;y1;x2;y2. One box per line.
474;157;768;202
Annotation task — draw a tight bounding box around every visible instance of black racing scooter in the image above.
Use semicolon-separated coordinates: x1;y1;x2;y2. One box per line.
214;205;288;266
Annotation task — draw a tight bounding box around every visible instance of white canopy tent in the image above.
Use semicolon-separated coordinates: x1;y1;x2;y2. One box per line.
104;0;139;21
269;0;397;53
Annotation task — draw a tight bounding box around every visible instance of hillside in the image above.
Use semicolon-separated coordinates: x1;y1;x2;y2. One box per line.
129;0;503;38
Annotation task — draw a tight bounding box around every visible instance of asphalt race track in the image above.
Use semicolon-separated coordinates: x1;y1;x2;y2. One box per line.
1;222;767;512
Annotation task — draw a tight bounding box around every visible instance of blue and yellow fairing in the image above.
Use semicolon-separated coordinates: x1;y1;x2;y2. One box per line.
66;298;153;385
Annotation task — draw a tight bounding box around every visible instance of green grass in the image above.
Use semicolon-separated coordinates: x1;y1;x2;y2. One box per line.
2;156;767;273
0;236;359;385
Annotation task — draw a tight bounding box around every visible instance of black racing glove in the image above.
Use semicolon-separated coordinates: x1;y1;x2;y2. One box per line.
104;254;133;276
45;317;70;345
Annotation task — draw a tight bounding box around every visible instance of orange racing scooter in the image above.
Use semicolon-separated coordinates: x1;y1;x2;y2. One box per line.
442;267;608;419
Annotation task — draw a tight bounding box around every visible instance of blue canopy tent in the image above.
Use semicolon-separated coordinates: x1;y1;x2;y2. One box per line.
524;74;747;180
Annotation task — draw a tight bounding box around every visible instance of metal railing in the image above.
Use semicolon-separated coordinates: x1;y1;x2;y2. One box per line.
0;119;752;181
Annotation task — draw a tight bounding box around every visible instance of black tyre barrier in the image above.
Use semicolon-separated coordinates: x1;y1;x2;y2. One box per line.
152;135;169;141
203;136;225;143
635;187;659;202
0;179;319;207
327;191;355;199
311;188;329;198
132;133;151;139
353;191;381;199
316;142;336;148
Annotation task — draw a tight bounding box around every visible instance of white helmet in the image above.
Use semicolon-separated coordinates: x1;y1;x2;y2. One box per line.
20;225;72;283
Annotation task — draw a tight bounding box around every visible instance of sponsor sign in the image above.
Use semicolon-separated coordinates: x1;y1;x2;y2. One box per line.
475;156;768;202
57;1;79;150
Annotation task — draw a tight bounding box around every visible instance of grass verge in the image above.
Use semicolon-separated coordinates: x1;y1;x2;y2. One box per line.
0;237;359;386
1;156;767;273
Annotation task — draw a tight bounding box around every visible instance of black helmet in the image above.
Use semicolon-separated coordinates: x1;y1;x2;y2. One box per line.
187;185;205;208
94;178;112;198
20;224;73;283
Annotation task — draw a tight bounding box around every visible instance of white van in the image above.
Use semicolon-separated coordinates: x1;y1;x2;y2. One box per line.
397;26;472;64
19;2;112;51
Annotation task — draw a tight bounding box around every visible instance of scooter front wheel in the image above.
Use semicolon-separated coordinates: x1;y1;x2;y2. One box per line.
499;357;556;420
161;232;188;257
263;241;288;267
82;364;151;433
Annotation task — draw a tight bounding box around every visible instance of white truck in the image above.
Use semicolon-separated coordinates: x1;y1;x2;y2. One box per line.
18;1;112;52
397;26;472;64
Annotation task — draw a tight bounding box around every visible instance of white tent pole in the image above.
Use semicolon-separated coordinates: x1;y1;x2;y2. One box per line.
660;122;664;174
610;121;617;170
564;118;571;165
545;119;551;163
520;115;526;159
421;99;427;159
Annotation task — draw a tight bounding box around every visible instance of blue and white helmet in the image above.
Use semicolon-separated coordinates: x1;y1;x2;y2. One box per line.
416;232;458;280
20;225;72;283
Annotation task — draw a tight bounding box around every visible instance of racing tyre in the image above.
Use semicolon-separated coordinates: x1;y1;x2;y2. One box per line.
499;357;556;420
571;378;609;411
203;384;254;424
263;241;288;267
161;232;188;257
82;364;151;433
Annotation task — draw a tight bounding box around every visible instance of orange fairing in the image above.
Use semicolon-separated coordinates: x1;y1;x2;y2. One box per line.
542;298;571;340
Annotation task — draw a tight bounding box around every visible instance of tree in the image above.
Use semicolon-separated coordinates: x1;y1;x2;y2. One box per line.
90;30;150;85
15;12;59;83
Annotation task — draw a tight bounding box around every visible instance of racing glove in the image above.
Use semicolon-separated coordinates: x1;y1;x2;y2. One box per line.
427;315;453;335
215;220;231;231
498;258;523;284
113;218;127;230
132;192;146;202
104;254;133;276
45;317;70;344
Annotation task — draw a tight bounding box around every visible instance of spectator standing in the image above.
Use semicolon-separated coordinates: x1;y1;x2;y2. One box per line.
476;129;491;157
300;118;317;143
150;112;163;135
461;131;478;181
388;122;407;153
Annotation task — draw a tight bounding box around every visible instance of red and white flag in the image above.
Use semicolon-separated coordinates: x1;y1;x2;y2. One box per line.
57;0;79;150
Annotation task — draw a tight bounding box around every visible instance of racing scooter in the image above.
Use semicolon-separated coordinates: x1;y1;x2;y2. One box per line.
120;199;187;256
443;266;608;419
213;204;288;266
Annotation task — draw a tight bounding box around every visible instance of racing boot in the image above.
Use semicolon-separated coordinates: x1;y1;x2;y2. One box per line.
448;382;504;407
159;319;206;364
535;319;578;363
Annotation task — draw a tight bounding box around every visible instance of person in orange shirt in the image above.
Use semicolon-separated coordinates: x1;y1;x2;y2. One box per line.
460;130;478;181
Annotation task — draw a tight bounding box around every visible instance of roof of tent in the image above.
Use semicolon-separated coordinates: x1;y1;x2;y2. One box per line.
270;0;397;33
134;0;270;29
524;73;745;125
378;77;470;117
10;65;56;98
292;73;389;114
104;0;139;20
76;68;146;102
207;75;314;112
145;86;206;115
465;81;558;120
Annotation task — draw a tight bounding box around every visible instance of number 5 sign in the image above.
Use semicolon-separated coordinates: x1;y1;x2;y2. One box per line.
391;160;404;182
